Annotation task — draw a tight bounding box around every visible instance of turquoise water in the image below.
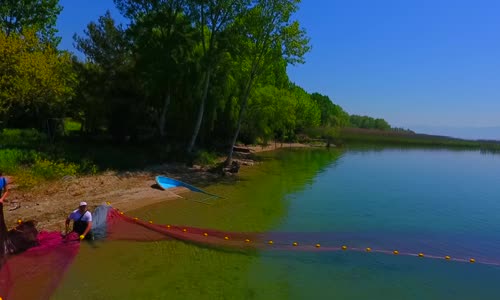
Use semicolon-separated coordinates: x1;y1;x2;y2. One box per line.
54;148;500;299
253;148;500;299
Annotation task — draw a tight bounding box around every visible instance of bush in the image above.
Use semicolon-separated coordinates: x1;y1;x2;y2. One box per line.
303;127;339;140
30;157;79;179
0;147;97;188
79;158;99;174
14;169;39;188
0;149;36;173
0;129;46;148
193;150;218;166
64;119;82;132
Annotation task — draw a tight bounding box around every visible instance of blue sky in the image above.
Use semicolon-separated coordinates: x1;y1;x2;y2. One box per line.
57;0;500;139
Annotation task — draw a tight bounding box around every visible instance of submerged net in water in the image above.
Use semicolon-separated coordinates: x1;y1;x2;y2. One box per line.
104;207;500;265
1;204;499;299
0;232;80;300
0;201;81;300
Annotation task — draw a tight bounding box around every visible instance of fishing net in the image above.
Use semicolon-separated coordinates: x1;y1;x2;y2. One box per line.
1;203;499;300
0;232;80;300
100;208;500;266
0;201;81;300
0;204;259;300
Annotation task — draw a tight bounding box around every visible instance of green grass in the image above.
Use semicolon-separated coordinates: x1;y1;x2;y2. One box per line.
0;129;106;187
0;127;190;188
193;150;219;166
64;118;82;132
0;128;47;148
0;147;90;187
337;128;500;150
0;129;81;187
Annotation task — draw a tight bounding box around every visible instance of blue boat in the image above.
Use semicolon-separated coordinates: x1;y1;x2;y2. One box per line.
155;176;222;200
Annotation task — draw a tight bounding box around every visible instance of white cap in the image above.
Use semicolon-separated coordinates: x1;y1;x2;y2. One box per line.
79;201;88;206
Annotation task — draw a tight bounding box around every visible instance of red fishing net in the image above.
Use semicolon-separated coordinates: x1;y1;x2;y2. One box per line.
106;208;261;248
0;206;263;300
0;199;82;300
0;232;80;300
1;205;499;300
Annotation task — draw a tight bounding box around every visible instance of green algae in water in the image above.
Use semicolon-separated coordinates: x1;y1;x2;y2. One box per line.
52;148;342;300
53;147;500;299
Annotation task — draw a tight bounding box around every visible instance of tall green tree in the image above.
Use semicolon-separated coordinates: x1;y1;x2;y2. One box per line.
240;85;296;144
70;59;107;134
0;30;75;128
349;115;391;130
73;11;130;72
225;0;310;165
114;0;197;138
374;118;390;130
291;85;320;130
310;92;349;127
74;11;143;141
0;0;62;45
185;0;250;153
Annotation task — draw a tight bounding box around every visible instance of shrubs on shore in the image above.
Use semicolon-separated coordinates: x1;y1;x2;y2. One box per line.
0;129;97;188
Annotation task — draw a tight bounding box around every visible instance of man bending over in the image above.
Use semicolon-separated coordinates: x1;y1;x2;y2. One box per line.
66;202;93;240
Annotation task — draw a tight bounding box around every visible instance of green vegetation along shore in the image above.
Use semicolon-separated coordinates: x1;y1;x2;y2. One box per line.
1;0;499;192
337;128;500;151
1;0;411;171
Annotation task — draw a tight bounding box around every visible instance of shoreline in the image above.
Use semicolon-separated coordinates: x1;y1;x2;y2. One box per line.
4;142;312;231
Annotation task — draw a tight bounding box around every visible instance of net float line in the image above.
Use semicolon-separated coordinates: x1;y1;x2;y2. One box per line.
109;206;499;267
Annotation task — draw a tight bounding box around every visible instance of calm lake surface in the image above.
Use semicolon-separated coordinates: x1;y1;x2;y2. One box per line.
54;147;500;299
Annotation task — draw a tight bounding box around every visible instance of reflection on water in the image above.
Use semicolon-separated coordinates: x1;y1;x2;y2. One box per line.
53;147;500;300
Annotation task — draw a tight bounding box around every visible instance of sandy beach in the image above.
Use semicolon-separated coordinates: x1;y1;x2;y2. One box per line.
3;143;311;231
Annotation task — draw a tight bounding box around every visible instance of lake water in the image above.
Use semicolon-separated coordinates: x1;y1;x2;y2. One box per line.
53;147;500;299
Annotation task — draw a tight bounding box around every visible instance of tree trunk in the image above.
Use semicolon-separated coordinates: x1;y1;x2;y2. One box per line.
225;78;253;166
187;68;212;153
158;93;171;137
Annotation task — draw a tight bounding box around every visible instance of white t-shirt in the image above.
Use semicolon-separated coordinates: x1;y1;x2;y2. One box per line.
69;209;92;222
